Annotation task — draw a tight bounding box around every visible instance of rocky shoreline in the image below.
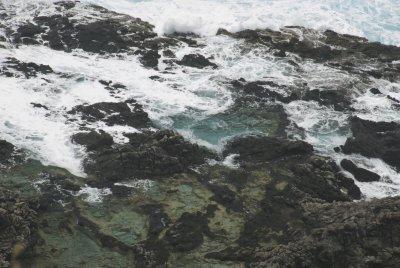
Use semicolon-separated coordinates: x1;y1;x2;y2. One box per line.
1;1;400;267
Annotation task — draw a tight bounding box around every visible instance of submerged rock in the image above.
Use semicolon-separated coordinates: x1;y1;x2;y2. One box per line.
165;212;212;252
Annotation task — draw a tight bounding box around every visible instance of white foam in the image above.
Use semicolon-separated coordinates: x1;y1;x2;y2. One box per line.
76;185;112;203
335;154;400;199
85;0;400;46
1;0;400;200
114;179;154;191
222;154;240;169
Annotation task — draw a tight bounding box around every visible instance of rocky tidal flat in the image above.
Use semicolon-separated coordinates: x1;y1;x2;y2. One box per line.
1;1;400;267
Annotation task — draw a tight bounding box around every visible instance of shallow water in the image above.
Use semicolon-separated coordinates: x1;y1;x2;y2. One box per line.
1;0;400;198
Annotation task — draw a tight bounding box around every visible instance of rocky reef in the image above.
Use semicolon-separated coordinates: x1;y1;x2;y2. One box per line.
1;1;400;268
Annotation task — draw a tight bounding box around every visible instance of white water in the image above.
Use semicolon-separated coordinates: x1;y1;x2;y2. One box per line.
87;0;400;46
1;0;400;198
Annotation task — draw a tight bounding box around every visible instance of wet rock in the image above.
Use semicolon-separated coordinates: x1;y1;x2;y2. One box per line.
208;184;244;212
138;49;161;68
0;140;15;164
1;58;53;78
165;212;212;252
343;117;400;170
224;135;313;164
218;27;400;83
340;159;381;182
84;130;215;183
68;100;151;129
370;88;382;95
9;2;159;53
177;54;218;69
133;240;169;268
0;188;38;267
71;130;114;151
30;103;49;110
141;204;171;238
0;140;24;169
230;80;299;104
303;89;353;111
13;23;44;44
207;197;400;268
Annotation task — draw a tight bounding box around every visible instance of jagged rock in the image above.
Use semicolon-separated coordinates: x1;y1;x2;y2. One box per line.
177;54;218;69
340;159;381;182
0;140;24;169
84;130;215;183
223;135;313;163
68;100;151;129
10;2;158;53
230;79;299;104
0;58;53;78
343;117;400;170
0;188;38;267
207;197;400;268
165;212;212;252
71;130;114;151
218;27;400;82
140;204;171;238
303;89;353;111
138;49;161;68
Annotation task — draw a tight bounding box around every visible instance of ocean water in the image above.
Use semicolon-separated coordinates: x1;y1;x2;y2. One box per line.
88;0;400;46
1;0;400;198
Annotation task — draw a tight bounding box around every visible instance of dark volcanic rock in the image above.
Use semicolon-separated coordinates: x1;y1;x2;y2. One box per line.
224;135;313;163
218;27;400;83
138;49;161;68
31;103;49;110
1;58;53;78
0;140;24;169
207;197;400;268
230;80;299;104
340;159;381;182
0;188;38;267
71;130;114;151
0;140;15;164
84;130;215;183
303;89;353;111
165;212;211;252
343;117;400;170
177;54;218;69
10;2;158;54
68;100;151;129
140;204;171;238
370;88;382;95
218;27;400;63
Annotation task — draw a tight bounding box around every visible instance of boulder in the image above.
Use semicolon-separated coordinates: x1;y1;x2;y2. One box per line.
71;130;114;151
177;54;218;69
343;117;400;170
340;159;381;182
